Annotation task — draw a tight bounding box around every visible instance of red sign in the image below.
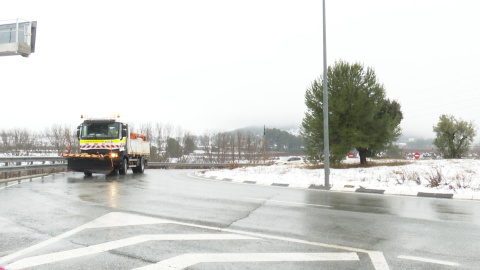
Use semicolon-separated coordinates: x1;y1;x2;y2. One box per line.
414;152;420;159
348;153;354;158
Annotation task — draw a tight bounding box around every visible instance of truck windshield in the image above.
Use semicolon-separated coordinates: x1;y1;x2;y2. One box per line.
80;122;120;140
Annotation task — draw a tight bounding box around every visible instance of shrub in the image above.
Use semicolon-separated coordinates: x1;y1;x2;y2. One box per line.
426;168;444;187
228;162;239;170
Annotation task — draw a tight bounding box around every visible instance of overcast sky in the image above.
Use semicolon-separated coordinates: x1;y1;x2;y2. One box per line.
1;0;479;140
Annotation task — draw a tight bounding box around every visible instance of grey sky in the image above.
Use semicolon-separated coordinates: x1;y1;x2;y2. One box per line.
1;0;479;140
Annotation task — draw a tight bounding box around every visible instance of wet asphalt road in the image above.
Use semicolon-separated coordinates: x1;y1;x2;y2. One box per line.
0;169;479;269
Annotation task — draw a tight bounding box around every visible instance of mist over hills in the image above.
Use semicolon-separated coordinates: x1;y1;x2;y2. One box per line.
235;125;301;136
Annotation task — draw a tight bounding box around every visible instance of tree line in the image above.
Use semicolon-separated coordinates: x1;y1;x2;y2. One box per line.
0;123;304;163
0;125;79;156
128;124;304;163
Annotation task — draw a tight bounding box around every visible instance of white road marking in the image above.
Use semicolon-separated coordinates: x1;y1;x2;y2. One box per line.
368;251;391;270
398;255;459;266
6;234;257;270
84;211;171;229
1;212;390;270
0;212;170;265
244;197;332;208
134;252;360;270
165;219;389;270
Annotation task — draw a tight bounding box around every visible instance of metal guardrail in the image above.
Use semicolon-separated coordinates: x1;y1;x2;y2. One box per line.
0;156;264;184
147;162;266;168
0;156;67;184
0;156;65;163
0;163;66;173
147;162;230;168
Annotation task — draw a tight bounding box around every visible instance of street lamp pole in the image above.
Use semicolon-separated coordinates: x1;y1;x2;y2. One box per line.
322;0;330;186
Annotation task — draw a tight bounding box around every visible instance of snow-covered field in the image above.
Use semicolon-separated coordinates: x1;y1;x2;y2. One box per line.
201;159;480;197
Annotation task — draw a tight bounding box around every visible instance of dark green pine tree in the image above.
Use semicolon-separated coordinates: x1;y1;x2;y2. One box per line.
301;60;403;165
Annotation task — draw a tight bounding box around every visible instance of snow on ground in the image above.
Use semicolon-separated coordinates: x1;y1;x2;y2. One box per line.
202;159;480;196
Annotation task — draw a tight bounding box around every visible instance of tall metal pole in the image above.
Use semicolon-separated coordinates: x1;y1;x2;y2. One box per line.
322;0;330;186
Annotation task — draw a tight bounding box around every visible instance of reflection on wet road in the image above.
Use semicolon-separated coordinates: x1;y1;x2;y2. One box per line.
0;169;479;269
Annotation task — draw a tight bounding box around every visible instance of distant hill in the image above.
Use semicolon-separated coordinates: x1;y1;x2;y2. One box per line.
234;125;301;136
234;125;304;153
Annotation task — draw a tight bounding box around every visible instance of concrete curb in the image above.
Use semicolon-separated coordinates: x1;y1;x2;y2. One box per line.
194;172;480;201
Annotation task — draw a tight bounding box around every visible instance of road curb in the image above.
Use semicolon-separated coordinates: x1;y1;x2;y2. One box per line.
194;172;480;201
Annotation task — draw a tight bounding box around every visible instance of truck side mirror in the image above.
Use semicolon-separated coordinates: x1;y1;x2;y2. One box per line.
76;125;81;140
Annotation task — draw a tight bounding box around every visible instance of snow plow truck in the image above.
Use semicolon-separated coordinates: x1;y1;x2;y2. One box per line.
62;115;150;176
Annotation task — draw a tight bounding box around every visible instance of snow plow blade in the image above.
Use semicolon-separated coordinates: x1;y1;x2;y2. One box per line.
62;154;114;174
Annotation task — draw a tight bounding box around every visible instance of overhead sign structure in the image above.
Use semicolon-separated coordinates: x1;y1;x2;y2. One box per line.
0;19;37;57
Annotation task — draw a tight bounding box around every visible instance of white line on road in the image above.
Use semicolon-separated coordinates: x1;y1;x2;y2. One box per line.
244;197;332;208
0;212;171;266
1;212;390;270
0;183;19;190
6;234;258;270
134;252;360;270
398;255;459;267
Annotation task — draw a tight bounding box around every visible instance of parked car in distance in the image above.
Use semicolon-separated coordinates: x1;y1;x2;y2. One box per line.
274;156;305;165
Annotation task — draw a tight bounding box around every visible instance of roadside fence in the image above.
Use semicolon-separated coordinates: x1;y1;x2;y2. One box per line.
0;157;265;185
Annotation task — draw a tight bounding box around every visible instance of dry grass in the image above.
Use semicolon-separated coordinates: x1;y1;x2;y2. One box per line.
451;171;475;190
228;162;239;170
393;169;421;185
306;160;412;170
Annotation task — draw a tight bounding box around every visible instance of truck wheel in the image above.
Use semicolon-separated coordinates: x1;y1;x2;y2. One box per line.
84;172;92;177
138;158;145;173
119;158;128;175
132;158;145;174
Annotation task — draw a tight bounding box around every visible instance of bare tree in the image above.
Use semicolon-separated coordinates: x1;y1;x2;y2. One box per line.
139;123;153;140
230;133;235;163
199;131;214;162
214;132;229;163
0;128;36;156
252;133;263;164
0;130;11;154
236;130;244;163
174;125;185;145
153;122;164;156
65;125;79;154
45;124;70;155
244;132;259;163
